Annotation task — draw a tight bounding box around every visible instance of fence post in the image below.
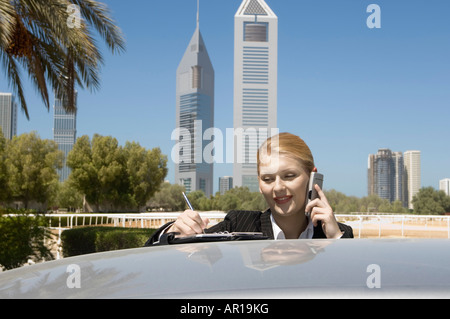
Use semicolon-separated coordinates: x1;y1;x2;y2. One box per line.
448;217;450;239
359;216;362;238
401;215;404;237
378;216;381;238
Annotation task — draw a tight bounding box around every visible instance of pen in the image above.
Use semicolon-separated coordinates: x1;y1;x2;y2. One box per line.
182;192;194;210
182;192;205;233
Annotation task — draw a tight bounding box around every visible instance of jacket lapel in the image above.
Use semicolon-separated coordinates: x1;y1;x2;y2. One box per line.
260;209;274;239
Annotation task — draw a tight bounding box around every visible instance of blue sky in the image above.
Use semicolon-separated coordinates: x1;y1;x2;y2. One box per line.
1;0;449;197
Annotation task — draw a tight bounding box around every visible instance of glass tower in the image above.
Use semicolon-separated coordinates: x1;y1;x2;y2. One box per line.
368;149;406;206
0;93;17;140
175;15;214;197
53;93;77;182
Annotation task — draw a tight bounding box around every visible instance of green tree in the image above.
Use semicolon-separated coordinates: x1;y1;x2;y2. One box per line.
0;0;125;118
0;130;8;202
4;132;63;209
92;134;128;209
147;182;186;211
68;134;127;211
412;187;450;215
68;134;168;212
124;142;168;211
186;190;207;210
66;135;100;209
214;187;266;211
54;180;83;211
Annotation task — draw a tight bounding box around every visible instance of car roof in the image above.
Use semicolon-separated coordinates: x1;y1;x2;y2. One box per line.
1;238;450;298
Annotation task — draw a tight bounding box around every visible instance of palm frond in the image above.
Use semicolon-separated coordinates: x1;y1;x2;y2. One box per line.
0;50;29;119
71;0;126;54
0;0;126;117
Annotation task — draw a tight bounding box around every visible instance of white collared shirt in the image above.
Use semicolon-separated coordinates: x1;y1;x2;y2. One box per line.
270;213;314;240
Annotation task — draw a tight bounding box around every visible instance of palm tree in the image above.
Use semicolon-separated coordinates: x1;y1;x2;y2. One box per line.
0;0;125;119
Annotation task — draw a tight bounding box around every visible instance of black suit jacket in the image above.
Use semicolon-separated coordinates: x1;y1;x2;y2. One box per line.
145;209;353;246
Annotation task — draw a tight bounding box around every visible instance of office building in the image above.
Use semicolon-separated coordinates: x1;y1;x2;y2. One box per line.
367;149;406;206
439;178;450;196
392;151;404;204
368;149;394;201
219;176;233;195
404;150;421;210
0;93;17;140
233;0;278;192
174;9;214;196
53;93;77;182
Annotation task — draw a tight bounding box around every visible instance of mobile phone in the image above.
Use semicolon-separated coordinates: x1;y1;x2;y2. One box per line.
307;172;324;204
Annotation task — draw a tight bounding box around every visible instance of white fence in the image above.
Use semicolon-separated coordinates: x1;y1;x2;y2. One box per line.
46;211;227;229
44;212;450;239
336;214;450;239
8;212;450;260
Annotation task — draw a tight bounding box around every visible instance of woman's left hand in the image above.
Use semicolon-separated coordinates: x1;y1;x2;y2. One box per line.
305;184;343;239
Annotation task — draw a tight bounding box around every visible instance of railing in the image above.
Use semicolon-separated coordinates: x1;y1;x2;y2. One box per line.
7;211;450;238
44;212;450;239
6;212;450;261
336;214;450;239
46;211;227;229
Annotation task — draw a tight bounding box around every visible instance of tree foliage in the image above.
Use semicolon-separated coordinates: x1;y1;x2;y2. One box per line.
67;134;168;212
54;179;84;211
3;132;63;209
0;130;8;202
412;187;450;215
148;184;267;212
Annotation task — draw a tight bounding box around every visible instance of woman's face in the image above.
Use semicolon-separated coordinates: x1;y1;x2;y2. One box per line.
258;154;310;219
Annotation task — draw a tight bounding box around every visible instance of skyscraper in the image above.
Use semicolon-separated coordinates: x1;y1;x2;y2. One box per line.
404;150;421;210
219;176;233;195
367;149;406;206
392;151;404;204
0;93;17;140
174;8;214;196
53;93;77;182
233;0;278;192
440;178;450;196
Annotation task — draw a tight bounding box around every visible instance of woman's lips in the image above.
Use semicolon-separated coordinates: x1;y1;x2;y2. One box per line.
274;195;292;205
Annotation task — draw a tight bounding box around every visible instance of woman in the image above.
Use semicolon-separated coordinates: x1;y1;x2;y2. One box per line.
145;133;353;246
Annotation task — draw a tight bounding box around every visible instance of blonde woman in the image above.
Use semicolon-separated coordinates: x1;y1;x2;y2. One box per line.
145;133;353;246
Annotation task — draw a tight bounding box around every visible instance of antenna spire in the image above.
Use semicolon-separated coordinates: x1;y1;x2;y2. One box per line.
196;0;199;29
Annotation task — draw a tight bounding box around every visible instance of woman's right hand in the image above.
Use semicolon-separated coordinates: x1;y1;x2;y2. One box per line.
166;210;209;237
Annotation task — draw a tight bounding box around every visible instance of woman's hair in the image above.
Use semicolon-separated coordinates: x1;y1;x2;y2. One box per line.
257;132;315;175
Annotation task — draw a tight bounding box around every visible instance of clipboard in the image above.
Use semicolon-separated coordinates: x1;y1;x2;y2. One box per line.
154;231;269;245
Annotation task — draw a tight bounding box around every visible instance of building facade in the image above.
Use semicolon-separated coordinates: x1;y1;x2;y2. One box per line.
440;178;450;196
174;17;214;196
0;93;17;140
367;149;406;206
233;0;278;192
53;93;77;182
404;150;421;210
219;176;233;195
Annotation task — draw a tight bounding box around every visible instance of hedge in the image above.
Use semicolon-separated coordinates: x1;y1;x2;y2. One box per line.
0;209;53;270
61;227;156;257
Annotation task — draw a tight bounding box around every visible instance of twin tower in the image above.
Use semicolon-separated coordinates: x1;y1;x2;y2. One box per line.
175;0;278;196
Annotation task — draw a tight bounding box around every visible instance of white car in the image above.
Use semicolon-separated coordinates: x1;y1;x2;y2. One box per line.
1;239;450;299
